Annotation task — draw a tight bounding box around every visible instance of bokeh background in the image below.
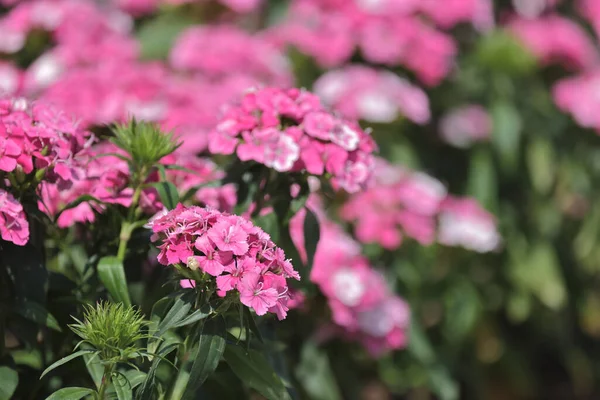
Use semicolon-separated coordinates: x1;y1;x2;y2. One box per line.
3;0;600;399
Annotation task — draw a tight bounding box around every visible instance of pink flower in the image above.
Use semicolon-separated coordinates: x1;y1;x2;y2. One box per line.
208;87;375;193
207;218;249;256
149;205;299;319
0;136;21;171
239;272;279;316
439;105;492;148
0;189;29;246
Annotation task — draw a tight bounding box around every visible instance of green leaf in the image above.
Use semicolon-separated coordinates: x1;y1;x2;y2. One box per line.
296;343;342;400
114;372;133;400
171;304;212;329
0;366;18;400
466;148;497;211
52;195;105;223
151;181;179;210
136;342;179;400
253;212;280;243
82;351;103;389
137;12;195;60
224;345;290;400
40;350;95;379
526;137;555;195
303;207;320;271
14;299;62;332
45;387;95;400
182;317;226;399
97;256;131;306
155;293;193;337
491;101;522;174
243;307;263;343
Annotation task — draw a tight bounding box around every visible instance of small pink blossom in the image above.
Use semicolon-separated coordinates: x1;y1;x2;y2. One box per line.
0;189;29;246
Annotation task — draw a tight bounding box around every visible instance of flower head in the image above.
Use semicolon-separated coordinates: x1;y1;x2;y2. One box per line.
148;204;299;320
208;87;376;193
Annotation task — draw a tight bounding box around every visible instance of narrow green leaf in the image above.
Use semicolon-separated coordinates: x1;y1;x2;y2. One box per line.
182;317;226;399
151;181;179;210
40;350;95;379
224;345;290;400
97;256;131;306
136;342;179;400
491;101;522;174
14;299;62;332
45;387;95;400
52;195;106;223
0;366;18;400
82;351;103;389
303;207;320;271
243;307;263;343
113;372;133;400
155;293;193;337
296;343;341;400
171;304;212;329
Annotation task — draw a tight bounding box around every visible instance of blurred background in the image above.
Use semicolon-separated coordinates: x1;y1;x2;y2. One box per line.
4;0;600;399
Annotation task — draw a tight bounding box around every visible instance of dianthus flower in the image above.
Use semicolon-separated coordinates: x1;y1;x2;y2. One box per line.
553;71;600;132
0;96;92;189
439;105;492;148
278;0;459;85
208;87;376;193
148;204;299;319
508;15;598;71
340;160;446;249
0;188;29;246
290;204;410;356
437;196;501;253
313;65;430;124
170;25;291;86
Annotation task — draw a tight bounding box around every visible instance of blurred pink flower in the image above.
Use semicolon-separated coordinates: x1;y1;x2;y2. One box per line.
439;105;492;148
0;188;29;246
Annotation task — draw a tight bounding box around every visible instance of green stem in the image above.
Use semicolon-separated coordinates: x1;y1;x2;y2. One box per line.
116;185;143;261
97;364;114;400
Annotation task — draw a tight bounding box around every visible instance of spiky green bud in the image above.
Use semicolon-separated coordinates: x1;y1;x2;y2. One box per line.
69;301;147;362
111;118;181;181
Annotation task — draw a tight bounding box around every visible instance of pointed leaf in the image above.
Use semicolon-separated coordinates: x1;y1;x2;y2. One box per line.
303;207;320;270
136;342;179;400
243;307;263;343
82;351;103;389
155;293;193;337
151;181;179;210
182;317;226;399
114;372;133;400
45;387;95;400
0;366;18;400
171;304;212;329
97;256;131;306
14;299;62;332
296;343;341;400
40;350;95;379
224;345;290;400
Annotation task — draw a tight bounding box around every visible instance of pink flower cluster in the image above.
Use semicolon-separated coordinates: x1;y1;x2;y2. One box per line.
313;65;430;124
0;0;136;90
170;25;290;86
208;87;376;193
553;71;600;132
148;204;300;319
438;197;501;253
39;143;235;228
0;189;29;246
290;203;410;356
0;96;91;189
278;0;491;85
340;160;501;252
439;105;492;148
111;0;263;16
341;160;447;249
509;15;598;71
